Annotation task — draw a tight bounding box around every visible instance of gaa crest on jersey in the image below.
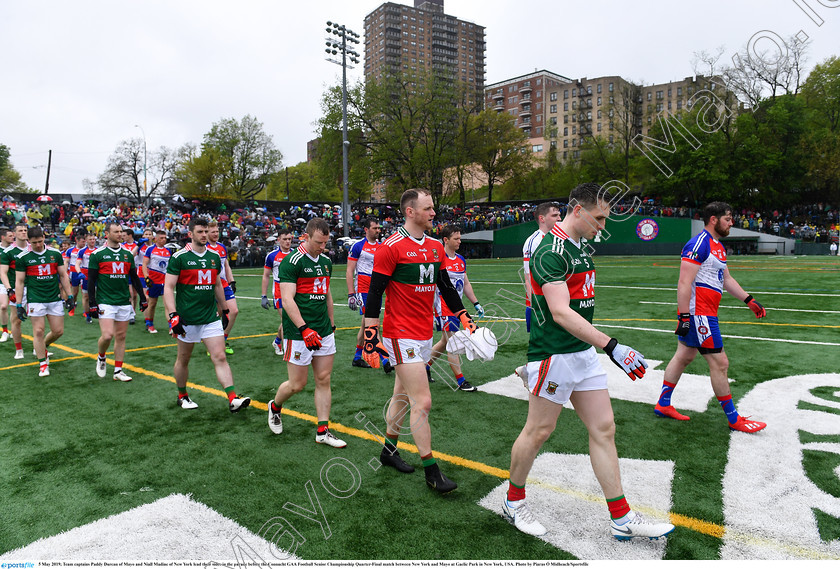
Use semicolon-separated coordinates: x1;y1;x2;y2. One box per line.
406;347;415;358
294;351;301;360
546;382;558;395
636;218;659;241
432;249;439;260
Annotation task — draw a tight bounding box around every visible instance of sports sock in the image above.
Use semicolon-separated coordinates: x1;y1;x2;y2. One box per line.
354;345;363;359
507;480;526;502
224;385;237;402
718;394;740;423
383;433;399;455
658;380;677;406
114;360;123;374
145;319;153;328
380;353;389;365
2;325;8;333
275;336;283;346
455;373;465;386
224;334;229;341
317;421;328;435
178;387;189;399
270;400;282;413
607;495;631;520
98;353;106;361
15;342;22;351
421;453;436;468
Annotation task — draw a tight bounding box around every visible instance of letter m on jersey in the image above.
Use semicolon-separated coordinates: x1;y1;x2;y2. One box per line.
112;262;125;274
198;269;213;285
37;264;51;276
418;263;434;284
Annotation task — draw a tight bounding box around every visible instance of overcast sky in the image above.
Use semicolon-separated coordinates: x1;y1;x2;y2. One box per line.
3;0;839;194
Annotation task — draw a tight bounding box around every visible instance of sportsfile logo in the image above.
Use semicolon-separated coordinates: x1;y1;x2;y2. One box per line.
1;563;34;568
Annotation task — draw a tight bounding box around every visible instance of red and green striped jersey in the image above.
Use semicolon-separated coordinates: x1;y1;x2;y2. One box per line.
16;247;64;304
89;246;136;306
528;225;596;361
1;243;29;286
373;227;443;341
277;245;332;340
167;248;223;326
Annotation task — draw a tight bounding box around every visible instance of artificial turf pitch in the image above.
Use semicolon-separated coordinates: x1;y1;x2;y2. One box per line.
1;255;838;560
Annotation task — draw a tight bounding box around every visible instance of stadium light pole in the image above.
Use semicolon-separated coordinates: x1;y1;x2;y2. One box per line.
134;124;147;204
325;20;360;238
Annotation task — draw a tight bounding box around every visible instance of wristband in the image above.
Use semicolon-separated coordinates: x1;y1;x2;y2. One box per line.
298;324;309;333
744;295;754;304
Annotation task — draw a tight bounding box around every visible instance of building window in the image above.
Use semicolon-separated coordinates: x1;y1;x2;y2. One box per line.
563;151;568;159
656;90;663;100
586;86;592;94
668;101;672;110
572;101;577;110
564;102;569;111
608;82;614;92
597;96;601;106
609;135;614;143
550;117;557;125
550;140;557;149
667;87;672;98
677;86;682;97
647;92;652;101
550;92;557;101
533;144;543;152
563;127;568;135
564;90;569;99
564;115;568;123
597;122;602;132
597;110;602;119
550;104;557;113
563;140;568;148
597;83;602;94
572;125;577;134
677;100;682;110
572;88;576;97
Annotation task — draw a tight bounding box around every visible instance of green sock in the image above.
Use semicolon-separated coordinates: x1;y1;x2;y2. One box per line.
421;453;436;468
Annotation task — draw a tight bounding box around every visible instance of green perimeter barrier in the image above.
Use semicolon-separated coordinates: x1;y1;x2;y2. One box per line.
492;215;692;257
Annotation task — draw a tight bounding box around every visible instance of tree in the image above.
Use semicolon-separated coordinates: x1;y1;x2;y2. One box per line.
722;35;809;108
0;144;31;192
800;56;840;201
472;109;531;202
97;138;177;203
265;162;340;202
176;116;283;200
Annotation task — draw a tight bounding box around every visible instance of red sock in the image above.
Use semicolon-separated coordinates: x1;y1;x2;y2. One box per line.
15;342;22;350
507;481;526;502
114;360;123;372
607;495;631;519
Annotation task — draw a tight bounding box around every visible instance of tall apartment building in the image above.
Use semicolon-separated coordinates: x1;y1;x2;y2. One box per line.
484;70;573;157
364;1;486;98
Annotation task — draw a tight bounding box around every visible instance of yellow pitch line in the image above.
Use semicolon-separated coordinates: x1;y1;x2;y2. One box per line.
595;318;840;329
13;338;828;556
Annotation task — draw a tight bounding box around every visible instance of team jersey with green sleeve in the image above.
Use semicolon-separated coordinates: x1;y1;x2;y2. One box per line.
527;225;597;361
166;247;223;325
1;244;28;287
16;247;64;304
277;245;332;340
89;246;136;306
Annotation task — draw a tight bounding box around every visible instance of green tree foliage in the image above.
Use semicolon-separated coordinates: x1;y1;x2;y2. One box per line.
800;56;840;202
265;162;340;202
96;138;177;203
472;109;532;203
176;115;283;200
0;144;31;192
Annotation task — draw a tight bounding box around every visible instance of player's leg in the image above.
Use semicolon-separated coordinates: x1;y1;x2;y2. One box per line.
223;296;238;354
128;284;136;324
81;280;90;322
571;388;675;541
43;311;64;348
351;315;369;367
145;293;159;331
31;315;48;376
203;332;248;411
702;349;765;432
0;291;9;340
96;315;115;378
69;283;79;316
272;299;284;355
111;319;130;381
656;341;697;420
173;338;197;408
312;354;346;448
274;360;310;406
10;299;23;357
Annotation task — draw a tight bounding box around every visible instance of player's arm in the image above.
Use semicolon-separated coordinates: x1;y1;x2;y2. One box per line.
362;271;389;328
129;270;147;305
326;285;335;329
0;262;10;290
223;257;234;289
279;281;305;328
676;259;701;314
723;266;766;318
142;255;151;280
463;273;478;305
346;258;358;296
214;275;228;314
57;263;72;299
15;268;25;301
261;265;271;297
87;266;99;307
163;273;178;317
75;252;83;274
63;250;71;272
523;259;532;302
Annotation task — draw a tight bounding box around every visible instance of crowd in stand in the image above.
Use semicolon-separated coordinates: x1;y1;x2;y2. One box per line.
2;195;837;264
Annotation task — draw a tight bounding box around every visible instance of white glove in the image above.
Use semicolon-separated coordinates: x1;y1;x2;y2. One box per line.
604;338;648;381
348;293;357;311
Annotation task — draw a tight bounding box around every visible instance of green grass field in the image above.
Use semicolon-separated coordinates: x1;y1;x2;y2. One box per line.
1;255;839;561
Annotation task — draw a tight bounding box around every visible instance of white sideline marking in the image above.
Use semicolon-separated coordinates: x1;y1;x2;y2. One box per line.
639;301;840;315
479;453;674;560
481;356;721;413
0;493;296;561
721;373;840;560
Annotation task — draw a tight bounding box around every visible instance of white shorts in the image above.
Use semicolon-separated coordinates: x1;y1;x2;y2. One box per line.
0;283;5;295
383;337;433;365
176;320;225;344
525;346;608;405
99;304;133;322
28;301;64;318
282;333;336;366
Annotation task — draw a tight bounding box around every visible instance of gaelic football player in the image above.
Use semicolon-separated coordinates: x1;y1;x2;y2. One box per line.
0;227;15;343
261;228;293;355
1;223;31;359
206;220;238;355
142;230;170;334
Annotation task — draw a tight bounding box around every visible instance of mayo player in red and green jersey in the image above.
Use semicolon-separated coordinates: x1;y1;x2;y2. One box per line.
362;189;476;494
503;183;673;542
163;217;250;413
0;223;29;358
267;219;346;449
14;226;74;377
88;222;148;382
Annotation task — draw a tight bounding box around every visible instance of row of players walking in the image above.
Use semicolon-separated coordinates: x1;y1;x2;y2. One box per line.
0;184;767;544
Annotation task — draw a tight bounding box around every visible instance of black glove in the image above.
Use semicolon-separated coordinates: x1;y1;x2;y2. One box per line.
169;312;186;336
221;308;230;329
261;295;271;310
89;304;100;319
64;295;76;312
145;276;154;288
675;313;690;337
139;298;148;312
230;281;237;293
16;304;27;321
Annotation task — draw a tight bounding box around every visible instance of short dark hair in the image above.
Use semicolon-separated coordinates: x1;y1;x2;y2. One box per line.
400;188;430;216
702;201;732;224
278;227;292;236
189;217;209;232
363;218;379;230
305;218;330;237
534;201;561;220
27;226;44;239
0;227;11;238
74;229;87;240
439;224;461;241
14;222;27;231
155;229;167;236
106;222;121;234
569;182;611;210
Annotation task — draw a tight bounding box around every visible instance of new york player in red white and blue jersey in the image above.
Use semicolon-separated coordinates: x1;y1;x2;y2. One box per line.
207;220;238;355
75;233;98;323
657;202;768;433
63;231;87;314
142;230;171;334
261;228;293;355
346;218;391;372
428;225;483;392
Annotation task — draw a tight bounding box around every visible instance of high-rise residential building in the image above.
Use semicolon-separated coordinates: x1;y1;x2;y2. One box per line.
364;0;486;99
